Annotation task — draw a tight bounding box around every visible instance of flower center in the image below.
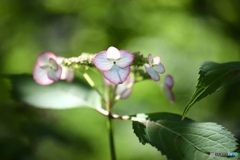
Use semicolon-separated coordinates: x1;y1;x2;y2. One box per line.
48;58;58;71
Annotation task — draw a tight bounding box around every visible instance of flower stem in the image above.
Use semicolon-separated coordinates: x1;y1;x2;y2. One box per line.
107;113;116;160
106;89;117;160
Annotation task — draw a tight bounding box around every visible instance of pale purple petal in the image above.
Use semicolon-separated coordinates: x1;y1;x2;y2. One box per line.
93;51;113;71
148;54;153;66
103;66;130;84
164;75;174;89
116;76;134;99
163;75;174;103
47;65;62;81
164;86;174;103
33;63;54;85
117;50;134;68
37;52;57;66
47;59;62;81
144;64;160;81
153;63;165;74
153;56;160;65
120;88;132;99
107;46;121;59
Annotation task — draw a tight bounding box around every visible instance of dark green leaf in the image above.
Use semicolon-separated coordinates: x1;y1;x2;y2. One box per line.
183;62;240;118
8;74;101;109
132;112;238;160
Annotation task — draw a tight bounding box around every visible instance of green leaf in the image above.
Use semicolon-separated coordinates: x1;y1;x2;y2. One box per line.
8;74;101;109
132;112;238;160
183;62;240;119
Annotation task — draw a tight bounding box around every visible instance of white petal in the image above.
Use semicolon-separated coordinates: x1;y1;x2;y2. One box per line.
37;52;57;66
103;66;130;84
107;46;121;59
61;67;75;82
117;50;134;68
153;56;160;65
33;63;54;85
56;56;64;63
144;64;160;81
65;69;75;82
93;51;113;71
153;63;165;74
148;54;153;66
164;75;174;89
47;63;62;81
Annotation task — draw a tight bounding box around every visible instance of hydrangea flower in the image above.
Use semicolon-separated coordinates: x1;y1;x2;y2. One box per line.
93;46;134;84
163;75;174;103
144;54;165;81
33;52;62;85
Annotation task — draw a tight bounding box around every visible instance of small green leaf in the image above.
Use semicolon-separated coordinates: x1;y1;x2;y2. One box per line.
8;74;101;109
132;112;238;160
183;62;240;119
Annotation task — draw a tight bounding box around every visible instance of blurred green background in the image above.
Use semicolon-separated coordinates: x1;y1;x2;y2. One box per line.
0;0;240;159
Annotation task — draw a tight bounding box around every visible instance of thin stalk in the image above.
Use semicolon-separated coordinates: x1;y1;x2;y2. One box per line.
106;86;118;160
107;112;116;160
82;72;106;104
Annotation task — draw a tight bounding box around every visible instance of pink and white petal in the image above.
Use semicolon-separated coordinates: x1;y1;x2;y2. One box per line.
163;85;175;103
47;65;62;81
33;64;54;85
148;54;153;66
107;46;121;59
164;75;174;89
103;77;112;86
65;69;75;82
117;50;134;68
37;52;57;66
93;51;113;71
103;66;130;84
120;88;132;99
153;56;160;65
56;56;64;64
116;76;134;99
60;66;68;80
144;64;160;81
153;63;165;74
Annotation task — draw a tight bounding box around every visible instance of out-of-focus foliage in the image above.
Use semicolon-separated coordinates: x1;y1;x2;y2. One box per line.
10;74;101;109
1;0;240;159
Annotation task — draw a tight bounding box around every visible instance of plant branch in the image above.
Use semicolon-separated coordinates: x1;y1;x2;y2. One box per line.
82;72;107;104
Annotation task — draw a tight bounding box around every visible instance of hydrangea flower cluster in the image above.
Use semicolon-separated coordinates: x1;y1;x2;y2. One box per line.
33;46;174;102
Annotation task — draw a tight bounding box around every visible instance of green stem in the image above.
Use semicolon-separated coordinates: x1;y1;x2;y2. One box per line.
106;87;117;160
107;113;116;160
